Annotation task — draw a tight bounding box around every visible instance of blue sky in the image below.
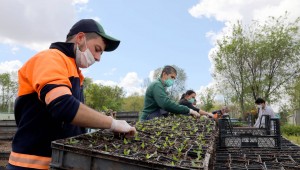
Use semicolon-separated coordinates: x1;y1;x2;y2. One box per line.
0;0;299;100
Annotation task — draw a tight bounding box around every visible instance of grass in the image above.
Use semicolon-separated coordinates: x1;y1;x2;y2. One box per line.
283;134;300;145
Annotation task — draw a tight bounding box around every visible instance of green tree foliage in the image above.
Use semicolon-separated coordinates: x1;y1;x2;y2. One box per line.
84;82;125;111
122;92;144;112
0;72;18;112
198;87;215;111
152;65;186;101
212;13;300;115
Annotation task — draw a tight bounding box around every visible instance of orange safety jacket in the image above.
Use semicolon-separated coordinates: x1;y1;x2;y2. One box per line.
212;110;223;119
9;42;86;169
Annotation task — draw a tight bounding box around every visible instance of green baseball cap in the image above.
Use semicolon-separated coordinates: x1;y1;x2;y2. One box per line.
67;19;120;52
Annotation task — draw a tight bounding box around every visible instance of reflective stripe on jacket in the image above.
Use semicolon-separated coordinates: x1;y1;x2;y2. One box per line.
9;151;51;169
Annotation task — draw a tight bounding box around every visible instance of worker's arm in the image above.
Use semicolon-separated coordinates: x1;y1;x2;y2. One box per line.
71;103;112;129
44;86;136;135
199;110;214;117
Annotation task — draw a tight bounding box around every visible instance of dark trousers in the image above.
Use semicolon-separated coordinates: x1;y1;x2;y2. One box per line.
6;163;38;170
145;109;169;121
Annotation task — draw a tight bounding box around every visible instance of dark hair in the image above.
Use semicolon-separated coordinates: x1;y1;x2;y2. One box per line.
180;93;186;100
160;65;177;78
185;90;196;96
180;90;196;100
255;98;265;104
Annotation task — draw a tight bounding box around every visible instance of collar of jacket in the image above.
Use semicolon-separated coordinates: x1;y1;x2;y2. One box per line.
49;42;75;58
158;78;167;87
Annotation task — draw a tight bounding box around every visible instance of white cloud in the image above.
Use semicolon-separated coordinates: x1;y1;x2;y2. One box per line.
94;72;146;97
0;0;78;51
103;68;117;76
72;0;89;5
11;47;20;55
0;60;22;74
188;0;295;24
119;72;144;96
94;80;118;87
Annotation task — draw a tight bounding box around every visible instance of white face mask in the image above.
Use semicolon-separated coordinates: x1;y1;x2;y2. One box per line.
257;105;262;109
75;37;95;68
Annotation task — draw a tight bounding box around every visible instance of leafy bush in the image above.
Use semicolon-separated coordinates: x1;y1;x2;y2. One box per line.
281;124;300;136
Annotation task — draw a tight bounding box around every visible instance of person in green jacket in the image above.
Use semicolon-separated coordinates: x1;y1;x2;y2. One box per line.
140;65;201;121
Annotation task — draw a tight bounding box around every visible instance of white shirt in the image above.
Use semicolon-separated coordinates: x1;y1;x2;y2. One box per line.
254;105;275;128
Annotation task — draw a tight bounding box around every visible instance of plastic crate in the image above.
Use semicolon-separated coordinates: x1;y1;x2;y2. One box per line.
218;118;281;148
115;112;139;122
50;140;204;170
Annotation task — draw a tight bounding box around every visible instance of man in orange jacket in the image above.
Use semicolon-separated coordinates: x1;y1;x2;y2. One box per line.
7;19;136;170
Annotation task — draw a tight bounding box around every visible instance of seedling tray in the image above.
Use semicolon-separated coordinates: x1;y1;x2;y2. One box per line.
50;115;216;170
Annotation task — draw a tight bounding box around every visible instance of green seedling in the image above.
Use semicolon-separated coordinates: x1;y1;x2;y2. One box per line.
154;144;161;149
68;138;79;144
168;141;175;146
123;138;129;144
141;141;145;149
123;149;131;156
112;144;120;149
132;146;138;152
134;134;140;141
171;125;177;131
168;133;174;138
145;151;157;159
165;136;169;141
163;142;168;148
193;127;198;133
141;127;146;132
104;144;108;152
183;138;190;145
196;150;202;161
155;131;162;136
150;138;156;143
172;155;179;162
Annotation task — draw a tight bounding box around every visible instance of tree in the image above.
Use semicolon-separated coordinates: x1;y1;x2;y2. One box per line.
212;13;300;115
0;72;18;112
84;83;125;111
198;87;215;111
152;65;187;101
122;92;144;112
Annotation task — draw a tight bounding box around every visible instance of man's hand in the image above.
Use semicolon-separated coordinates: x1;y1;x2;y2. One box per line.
189;109;200;118
110;118;136;137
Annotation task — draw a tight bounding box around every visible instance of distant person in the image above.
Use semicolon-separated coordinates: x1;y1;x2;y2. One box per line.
179;90;213;117
253;98;275;128
211;106;230;120
140;66;201;121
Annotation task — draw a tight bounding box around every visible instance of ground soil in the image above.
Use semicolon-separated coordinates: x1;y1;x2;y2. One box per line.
0;140;11;167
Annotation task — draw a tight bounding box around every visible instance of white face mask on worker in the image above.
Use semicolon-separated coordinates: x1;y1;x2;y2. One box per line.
75;37;95;68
